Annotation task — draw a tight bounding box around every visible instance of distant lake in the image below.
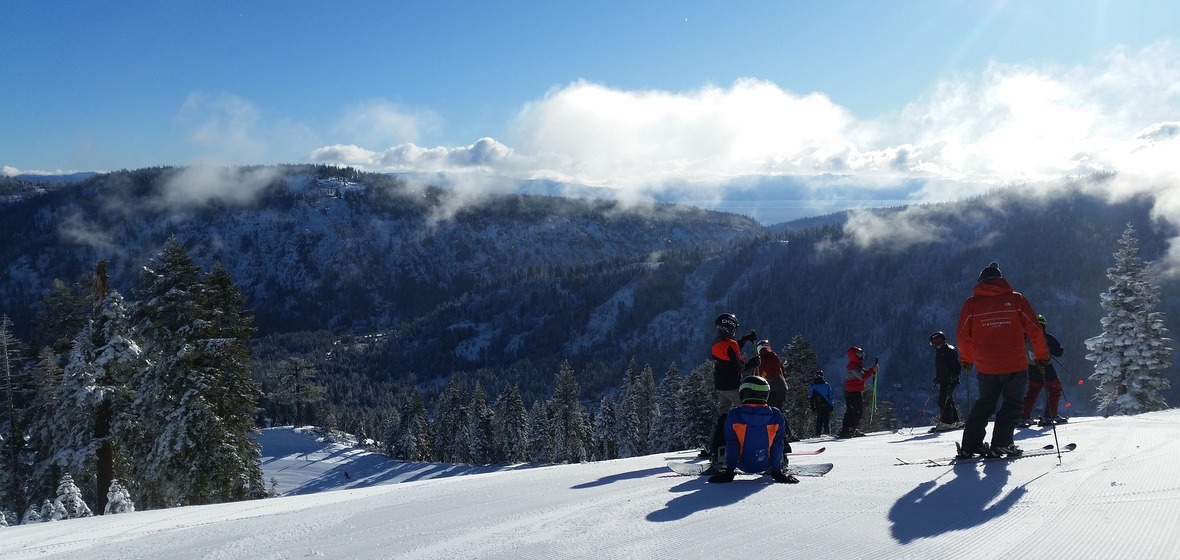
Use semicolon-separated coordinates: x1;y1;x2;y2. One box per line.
678;199;914;225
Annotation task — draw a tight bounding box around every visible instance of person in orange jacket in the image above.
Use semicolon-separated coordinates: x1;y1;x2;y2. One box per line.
837;346;878;438
956;262;1049;458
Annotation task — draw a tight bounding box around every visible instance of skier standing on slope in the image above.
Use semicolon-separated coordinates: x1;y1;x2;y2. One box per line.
756;339;788;413
707;376;799;484
956;262;1050;458
838;346;878;438
928;331;961;430
1020;314;1066;426
704;313;759;460
808;371;835;437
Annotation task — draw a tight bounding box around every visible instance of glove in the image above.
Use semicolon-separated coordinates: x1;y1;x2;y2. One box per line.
1036;359;1050;374
743;355;761;372
784;441;793;454
770;470;799;484
740;331;757;345
960;361;972;372
708;469;736;483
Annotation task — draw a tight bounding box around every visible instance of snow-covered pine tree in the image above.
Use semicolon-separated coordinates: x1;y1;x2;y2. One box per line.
494;385;529;463
23;348;63;508
49;290;141;514
130;240;263;507
527;400;554;463
784;335;819;439
1085;224;1174;414
1;315;28;518
468;382;496;465
51;473;93;520
104;478;135;514
433;376;471;463
395;389;433;461
653;362;686;452
682;362;718;452
550;361;586;463
594;395;621;460
620;359;656;457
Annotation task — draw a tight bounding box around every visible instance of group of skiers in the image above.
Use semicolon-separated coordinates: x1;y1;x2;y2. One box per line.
704;260;1067;481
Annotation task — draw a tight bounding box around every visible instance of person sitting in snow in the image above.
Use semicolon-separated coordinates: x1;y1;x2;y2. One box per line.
708;376;799;484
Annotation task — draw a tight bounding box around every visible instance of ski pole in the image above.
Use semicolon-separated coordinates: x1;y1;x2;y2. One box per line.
1052;356;1080;414
1043;371;1063;462
909;384;935;434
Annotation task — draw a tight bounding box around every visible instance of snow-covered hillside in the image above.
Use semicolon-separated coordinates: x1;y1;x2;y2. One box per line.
3;411;1179;559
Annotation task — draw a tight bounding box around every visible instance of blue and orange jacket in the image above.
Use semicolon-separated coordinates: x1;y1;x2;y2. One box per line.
723;403;787;473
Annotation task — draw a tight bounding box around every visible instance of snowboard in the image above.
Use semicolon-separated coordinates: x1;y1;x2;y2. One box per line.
665;446;825;461
667;461;834;477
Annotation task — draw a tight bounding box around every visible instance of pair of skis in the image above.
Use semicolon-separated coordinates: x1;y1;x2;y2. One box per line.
894;442;1077;467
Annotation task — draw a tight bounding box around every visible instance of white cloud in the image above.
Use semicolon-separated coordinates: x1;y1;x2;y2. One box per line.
178;92;317;165
306;41;1180;271
332;100;442;148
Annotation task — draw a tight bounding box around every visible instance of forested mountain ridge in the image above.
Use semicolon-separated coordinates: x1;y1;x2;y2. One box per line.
2;167;1176;425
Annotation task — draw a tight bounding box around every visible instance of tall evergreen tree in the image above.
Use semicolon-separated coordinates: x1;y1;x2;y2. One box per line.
131;240;263;506
653;362;685;452
1085;225;1174;414
395;389;433;461
1;315;27;517
23;348;63;506
433;376;471;463
594;395;621;460
784;335;819;439
527;400;554;463
550;361;586;463
468;382;495;465
270;358;327;427
50;290;141;513
682;362;718;451
494;385;529;463
621;359;657;457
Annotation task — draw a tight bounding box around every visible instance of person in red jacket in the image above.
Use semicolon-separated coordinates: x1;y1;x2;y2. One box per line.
956;262;1050;458
756;339;788;412
837;346;878;438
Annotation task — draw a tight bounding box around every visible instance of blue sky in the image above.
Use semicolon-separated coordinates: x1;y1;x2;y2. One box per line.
3;1;1180;224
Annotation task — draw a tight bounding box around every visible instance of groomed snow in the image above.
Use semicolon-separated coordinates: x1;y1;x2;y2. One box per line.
3;410;1179;559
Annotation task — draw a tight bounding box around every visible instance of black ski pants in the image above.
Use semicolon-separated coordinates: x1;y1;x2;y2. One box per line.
962;370;1028;449
938;382;960;424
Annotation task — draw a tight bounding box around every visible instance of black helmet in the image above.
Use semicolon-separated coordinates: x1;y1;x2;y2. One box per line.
812;370;825;383
738;375;770;404
715;313;738;337
928;331;946;346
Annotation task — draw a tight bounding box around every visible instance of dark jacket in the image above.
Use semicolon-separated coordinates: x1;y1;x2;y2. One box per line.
933;342;961;385
711;332;756;390
1028;331;1064;381
723;403;787;474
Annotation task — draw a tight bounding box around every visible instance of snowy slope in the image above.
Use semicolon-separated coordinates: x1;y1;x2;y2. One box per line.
3;411;1180;559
